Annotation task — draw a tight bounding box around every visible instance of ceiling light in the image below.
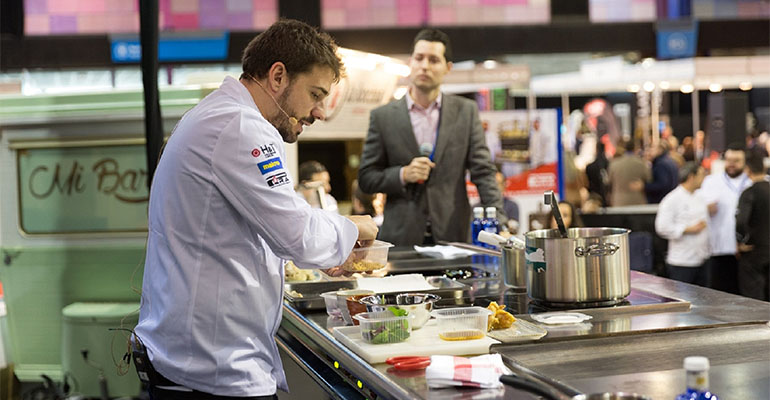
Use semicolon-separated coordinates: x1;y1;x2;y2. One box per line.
659;81;670;90
643;81;655;92
680;84;694;94
739;81;753;91
708;83;722;93
627;84;640;93
641;58;655;68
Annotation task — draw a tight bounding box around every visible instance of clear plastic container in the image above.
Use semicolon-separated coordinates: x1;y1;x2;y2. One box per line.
354;311;411;344
340;240;394;272
320;291;341;317
431;307;492;341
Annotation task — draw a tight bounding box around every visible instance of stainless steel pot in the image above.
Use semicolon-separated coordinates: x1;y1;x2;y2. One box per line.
477;231;527;288
501;245;526;288
524;227;630;304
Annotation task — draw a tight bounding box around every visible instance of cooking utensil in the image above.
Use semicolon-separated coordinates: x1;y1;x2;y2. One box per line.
544;190;568;238
499;375;652;400
477;231;527;288
525;227;630;304
385;356;431;371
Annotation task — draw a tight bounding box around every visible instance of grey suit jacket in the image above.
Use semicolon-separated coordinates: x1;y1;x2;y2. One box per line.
358;94;503;246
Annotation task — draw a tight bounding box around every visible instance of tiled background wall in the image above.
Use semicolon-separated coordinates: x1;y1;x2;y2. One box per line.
24;0;278;35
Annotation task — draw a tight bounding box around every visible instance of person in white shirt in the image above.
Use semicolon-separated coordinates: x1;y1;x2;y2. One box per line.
696;143;748;294
296;160;339;213
655;162;710;285
133;20;378;400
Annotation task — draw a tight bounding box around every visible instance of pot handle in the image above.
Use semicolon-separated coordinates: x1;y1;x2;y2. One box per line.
499;375;563;400
574;242;619;257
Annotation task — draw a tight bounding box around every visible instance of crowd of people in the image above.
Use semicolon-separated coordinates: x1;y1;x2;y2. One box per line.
561;127;769;301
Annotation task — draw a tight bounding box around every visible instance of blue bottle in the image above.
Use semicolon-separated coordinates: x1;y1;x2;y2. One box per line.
471;207;484;265
471;207;485;245
483;207;500;267
483;207;500;237
675;357;719;400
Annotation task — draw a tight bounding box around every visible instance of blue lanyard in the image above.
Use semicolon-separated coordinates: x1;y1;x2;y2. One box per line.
429;108;441;161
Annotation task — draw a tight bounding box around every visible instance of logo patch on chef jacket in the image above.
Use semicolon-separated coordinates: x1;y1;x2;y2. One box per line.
260;143;277;158
266;171;290;188
251;148;261;157
257;157;283;175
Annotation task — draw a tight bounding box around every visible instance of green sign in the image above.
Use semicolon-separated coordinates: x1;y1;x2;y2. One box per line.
17;144;149;234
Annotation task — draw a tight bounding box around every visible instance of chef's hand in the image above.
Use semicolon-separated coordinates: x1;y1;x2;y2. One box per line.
348;215;378;245
402;157;435;184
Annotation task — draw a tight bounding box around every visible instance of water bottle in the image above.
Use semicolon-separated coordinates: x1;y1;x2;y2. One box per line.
483;207;500;267
675;357;719;400
471;207;484;265
483;207;500;236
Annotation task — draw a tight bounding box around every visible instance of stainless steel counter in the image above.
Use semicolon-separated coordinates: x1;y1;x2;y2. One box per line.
279;269;770;399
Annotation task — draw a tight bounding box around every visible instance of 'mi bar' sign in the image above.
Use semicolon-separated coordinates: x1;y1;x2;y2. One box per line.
16;142;149;234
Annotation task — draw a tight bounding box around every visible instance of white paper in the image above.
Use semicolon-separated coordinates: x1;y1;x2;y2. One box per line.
413;245;478;259
355;274;435;293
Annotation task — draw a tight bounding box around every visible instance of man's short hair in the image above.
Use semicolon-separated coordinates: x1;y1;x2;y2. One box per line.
241;19;343;82
679;161;701;183
726;142;746;153
298;160;327;183
413;28;453;62
746;149;766;174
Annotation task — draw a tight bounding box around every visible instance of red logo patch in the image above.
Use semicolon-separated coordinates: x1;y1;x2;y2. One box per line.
251;148;261;158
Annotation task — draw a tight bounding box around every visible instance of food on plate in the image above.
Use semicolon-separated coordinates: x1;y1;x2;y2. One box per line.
286;289;303;298
342;259;384;272
284;260;317;281
487;301;516;331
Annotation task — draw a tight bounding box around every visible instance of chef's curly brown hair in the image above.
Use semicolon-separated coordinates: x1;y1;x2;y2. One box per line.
241;19;343;82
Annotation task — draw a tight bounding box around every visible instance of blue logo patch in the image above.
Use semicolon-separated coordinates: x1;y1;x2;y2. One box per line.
257;157;283;175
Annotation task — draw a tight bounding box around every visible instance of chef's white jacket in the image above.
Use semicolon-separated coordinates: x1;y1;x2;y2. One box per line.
134;76;357;396
655;185;710;267
696;172;751;256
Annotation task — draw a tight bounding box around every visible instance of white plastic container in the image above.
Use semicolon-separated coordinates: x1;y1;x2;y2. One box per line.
354;311;411;344
431;307;492;341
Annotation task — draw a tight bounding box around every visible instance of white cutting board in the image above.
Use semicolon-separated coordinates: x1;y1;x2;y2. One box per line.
332;320;500;364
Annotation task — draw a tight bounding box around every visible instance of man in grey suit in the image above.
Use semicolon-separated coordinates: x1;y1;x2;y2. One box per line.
358;29;503;246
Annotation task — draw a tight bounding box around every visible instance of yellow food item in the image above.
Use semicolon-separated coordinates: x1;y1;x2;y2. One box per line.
284;261;317;281
342;259;384;272
487;301;516;331
439;329;485;341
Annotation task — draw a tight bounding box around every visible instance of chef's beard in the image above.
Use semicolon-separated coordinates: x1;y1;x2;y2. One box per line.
274;89;299;143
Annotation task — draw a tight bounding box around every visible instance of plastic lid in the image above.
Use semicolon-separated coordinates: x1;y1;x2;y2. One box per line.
532;312;593;325
684;356;710;371
473;207;484;218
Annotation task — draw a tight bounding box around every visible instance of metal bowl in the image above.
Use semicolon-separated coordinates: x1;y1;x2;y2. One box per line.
359;293;440;330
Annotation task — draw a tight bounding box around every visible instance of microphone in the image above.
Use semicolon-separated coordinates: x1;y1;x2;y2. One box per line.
417;143;433;185
411;142;434;199
419;143;434;158
248;75;299;126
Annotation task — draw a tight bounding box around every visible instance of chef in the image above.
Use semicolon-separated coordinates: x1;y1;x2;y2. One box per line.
133;20;377;400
